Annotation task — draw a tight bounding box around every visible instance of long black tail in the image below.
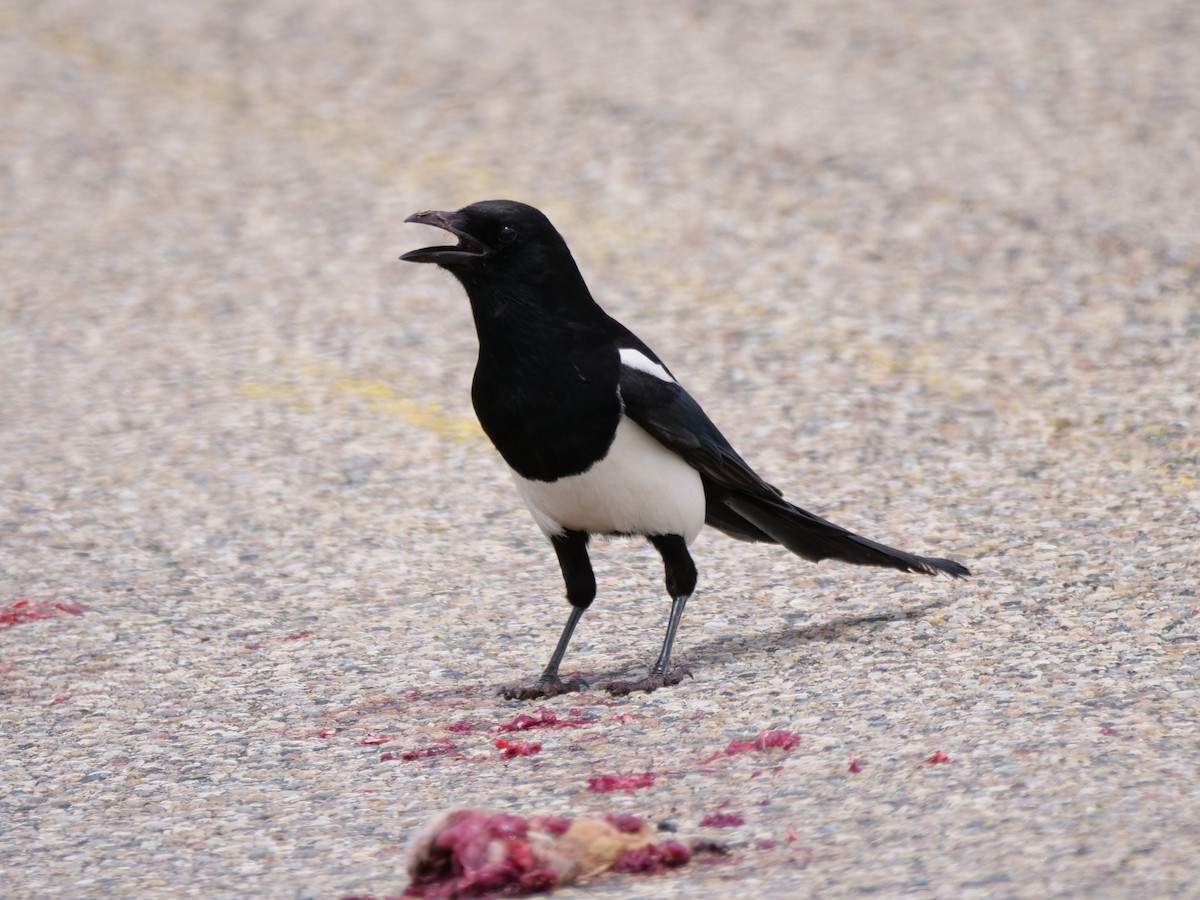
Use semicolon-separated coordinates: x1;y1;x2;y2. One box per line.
706;487;970;579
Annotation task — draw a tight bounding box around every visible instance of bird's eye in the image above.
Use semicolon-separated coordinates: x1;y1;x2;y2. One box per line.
497;224;518;243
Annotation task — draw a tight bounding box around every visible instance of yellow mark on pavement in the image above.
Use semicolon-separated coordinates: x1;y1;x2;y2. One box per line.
240;381;306;402
239;377;479;442
334;379;480;440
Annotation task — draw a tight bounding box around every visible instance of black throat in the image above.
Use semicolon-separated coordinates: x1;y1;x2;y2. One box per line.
461;272;623;483
453;259;624;482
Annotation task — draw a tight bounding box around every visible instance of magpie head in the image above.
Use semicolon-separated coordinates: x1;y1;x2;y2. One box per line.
401;200;576;289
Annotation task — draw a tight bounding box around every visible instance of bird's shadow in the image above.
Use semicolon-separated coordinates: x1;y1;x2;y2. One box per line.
679;597;949;670
391;598;950;705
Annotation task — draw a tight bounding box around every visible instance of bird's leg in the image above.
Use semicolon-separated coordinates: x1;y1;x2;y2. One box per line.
500;530;594;701
650;591;691;676
537;603;586;679
604;534;698;696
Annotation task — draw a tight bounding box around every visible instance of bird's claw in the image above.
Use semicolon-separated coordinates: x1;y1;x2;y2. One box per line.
600;666;693;696
499;674;589;701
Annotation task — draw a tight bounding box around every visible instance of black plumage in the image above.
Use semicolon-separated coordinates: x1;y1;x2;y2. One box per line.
402;199;969;698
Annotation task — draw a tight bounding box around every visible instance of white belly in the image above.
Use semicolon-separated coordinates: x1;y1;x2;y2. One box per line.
511;417;705;544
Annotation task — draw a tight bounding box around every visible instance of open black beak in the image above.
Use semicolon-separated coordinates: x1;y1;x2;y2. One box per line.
400;209;489;265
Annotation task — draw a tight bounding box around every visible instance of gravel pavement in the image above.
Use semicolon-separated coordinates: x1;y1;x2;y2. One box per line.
3;2;1199;897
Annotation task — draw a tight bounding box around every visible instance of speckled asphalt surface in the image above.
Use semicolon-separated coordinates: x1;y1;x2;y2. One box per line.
3;2;1199;897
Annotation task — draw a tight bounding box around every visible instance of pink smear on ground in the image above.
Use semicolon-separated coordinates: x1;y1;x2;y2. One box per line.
588;772;657;794
920;749;952;766
494;738;541;759
700;812;745;827
848;753;863;773
497;706;593;732
701;729;802;763
1;598;86;627
358;734;394;746
612;840;691;874
446;721;477;733
403;810;558;898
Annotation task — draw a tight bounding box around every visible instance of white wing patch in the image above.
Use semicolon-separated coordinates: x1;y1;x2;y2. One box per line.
618;347;675;383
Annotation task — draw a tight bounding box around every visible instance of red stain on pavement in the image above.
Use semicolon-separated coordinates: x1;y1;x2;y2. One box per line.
1;598;86;626
588;772;657;793
494;738;541;759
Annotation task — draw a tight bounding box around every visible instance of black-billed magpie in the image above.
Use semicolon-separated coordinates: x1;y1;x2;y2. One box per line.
402;200;969;699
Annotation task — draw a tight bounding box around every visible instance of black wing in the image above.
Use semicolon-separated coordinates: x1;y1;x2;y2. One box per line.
612;329;969;578
616;354;782;502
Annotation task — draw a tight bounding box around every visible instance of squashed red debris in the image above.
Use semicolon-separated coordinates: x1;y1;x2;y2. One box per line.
604;813;644;834
700;812;745;827
284;630;312;640
358;734;394;746
0;598;86;627
494;738;541;759
757;839;777;850
611;840;691;874
399;740;458;761
587;772;657;793
319;728;338;738
446;721;476;733
531;815;573;837
403;808;721;897
403;810;559;898
920;749;951;765
848;753;863;773
701;729;802;763
498;706;593;732
1100;726;1116;735
786;824;800;842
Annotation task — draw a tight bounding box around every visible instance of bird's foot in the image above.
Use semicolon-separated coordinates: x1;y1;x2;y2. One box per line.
499;674;589;701
600;666;693;696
